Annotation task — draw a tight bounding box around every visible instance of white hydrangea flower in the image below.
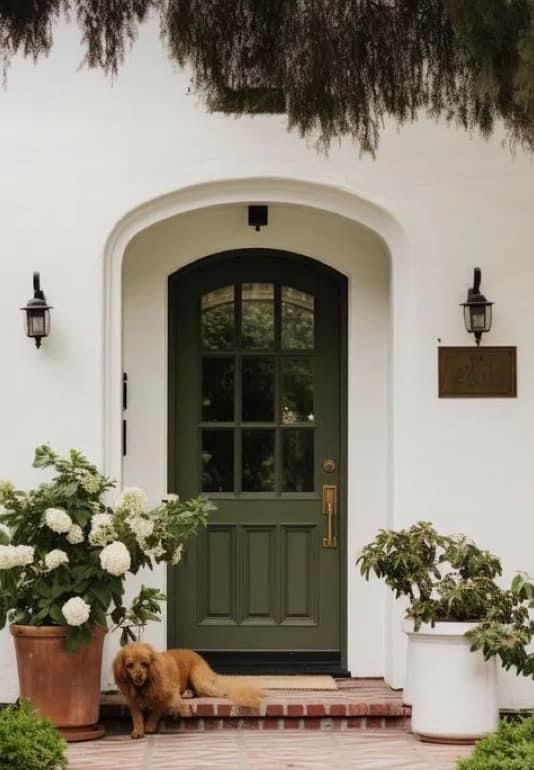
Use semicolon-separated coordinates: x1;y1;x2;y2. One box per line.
171;544;184;565
88;512;115;546
62;596;91;626
117;487;147;516
164;493;179;502
0;544;35;569
80;474;101;494
91;512;113;529
45;549;69;570
66;524;84;544
128;515;154;543
45;507;72;534
100;541;131;576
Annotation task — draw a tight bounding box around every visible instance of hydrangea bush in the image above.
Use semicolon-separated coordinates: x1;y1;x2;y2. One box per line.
0;446;212;650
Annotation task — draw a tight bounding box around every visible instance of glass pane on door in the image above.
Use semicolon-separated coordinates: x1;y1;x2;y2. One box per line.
281;359;314;424
281;287;314;350
201;286;235;350
201;430;234;492
282;429;314;492
242;283;275;349
202;358;234;421
242;430;275;492
242;357;275;422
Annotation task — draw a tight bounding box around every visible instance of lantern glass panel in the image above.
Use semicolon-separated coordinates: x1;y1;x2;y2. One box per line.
27;309;50;338
484;305;493;332
463;305;472;332
470;306;487;331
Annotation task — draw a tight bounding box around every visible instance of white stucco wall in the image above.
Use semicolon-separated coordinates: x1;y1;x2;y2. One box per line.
1;18;534;701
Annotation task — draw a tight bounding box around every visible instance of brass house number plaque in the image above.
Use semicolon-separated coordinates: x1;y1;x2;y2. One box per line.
438;346;517;398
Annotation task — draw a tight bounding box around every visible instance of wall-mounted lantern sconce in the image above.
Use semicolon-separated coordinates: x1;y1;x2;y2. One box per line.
248;205;268;232
461;267;493;346
21;272;52;349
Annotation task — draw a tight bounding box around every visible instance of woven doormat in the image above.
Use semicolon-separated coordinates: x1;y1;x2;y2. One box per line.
229;675;337;690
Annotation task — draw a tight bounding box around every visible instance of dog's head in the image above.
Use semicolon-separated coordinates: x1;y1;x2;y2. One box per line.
113;642;157;689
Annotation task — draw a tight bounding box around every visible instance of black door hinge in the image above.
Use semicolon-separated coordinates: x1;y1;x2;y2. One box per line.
122;373;128;456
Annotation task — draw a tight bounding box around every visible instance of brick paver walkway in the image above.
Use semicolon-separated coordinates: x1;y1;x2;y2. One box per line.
67;732;473;769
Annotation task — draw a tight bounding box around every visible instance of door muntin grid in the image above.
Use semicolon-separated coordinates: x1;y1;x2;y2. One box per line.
200;283;316;495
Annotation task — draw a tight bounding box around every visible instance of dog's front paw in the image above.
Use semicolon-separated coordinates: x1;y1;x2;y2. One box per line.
131;729;145;739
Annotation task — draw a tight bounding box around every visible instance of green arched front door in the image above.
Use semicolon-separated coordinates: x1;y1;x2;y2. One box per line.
168;249;347;673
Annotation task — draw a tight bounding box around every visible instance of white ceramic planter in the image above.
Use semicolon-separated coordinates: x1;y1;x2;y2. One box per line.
408;622;498;743
401;619;415;706
498;660;534;711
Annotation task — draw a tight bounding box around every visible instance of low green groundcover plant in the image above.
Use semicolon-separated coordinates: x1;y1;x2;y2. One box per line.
0;700;67;770
458;715;534;770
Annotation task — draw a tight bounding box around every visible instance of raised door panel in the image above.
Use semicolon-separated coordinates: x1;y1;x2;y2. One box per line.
197;526;238;625
241;526;278;625
281;524;319;625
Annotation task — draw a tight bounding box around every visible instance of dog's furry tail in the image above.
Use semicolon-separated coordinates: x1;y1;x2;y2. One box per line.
191;665;265;708
218;677;265;709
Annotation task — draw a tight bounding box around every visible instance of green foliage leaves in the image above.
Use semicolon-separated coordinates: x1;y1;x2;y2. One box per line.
2;2;534;154
357;521;443;603
357;521;507;628
466;571;534;680
458;715;534;770
112;584;166;646
0;700;67;770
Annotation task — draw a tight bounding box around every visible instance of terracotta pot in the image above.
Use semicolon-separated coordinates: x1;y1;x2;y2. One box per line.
10;624;106;742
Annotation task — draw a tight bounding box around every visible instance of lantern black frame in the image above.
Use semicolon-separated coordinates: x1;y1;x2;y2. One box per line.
21;272;52;349
461;267;493;346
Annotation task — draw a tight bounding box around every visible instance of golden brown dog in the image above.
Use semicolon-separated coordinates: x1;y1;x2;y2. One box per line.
113;642;265;738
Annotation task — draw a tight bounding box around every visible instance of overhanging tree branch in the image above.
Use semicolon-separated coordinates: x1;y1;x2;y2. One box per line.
1;0;533;155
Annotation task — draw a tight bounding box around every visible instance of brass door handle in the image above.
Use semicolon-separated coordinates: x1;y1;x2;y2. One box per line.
322;485;337;549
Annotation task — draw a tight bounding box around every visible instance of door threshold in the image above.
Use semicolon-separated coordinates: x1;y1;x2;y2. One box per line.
197;650;350;677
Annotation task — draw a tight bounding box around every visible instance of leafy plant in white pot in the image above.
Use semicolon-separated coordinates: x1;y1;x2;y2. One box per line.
468;572;534;710
356;522;446;706
358;522;512;743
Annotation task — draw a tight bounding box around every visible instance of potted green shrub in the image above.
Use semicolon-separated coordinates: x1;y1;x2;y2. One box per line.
356;521;446;706
0;700;67;770
0;445;212;741
358;522;511;742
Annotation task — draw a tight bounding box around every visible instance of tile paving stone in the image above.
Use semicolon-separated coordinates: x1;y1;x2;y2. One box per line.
67;730;474;770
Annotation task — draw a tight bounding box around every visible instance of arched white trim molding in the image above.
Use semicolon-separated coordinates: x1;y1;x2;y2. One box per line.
102;174;411;484
101;175;414;688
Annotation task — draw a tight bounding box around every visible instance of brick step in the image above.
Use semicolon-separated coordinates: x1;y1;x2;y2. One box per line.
101;679;411;733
